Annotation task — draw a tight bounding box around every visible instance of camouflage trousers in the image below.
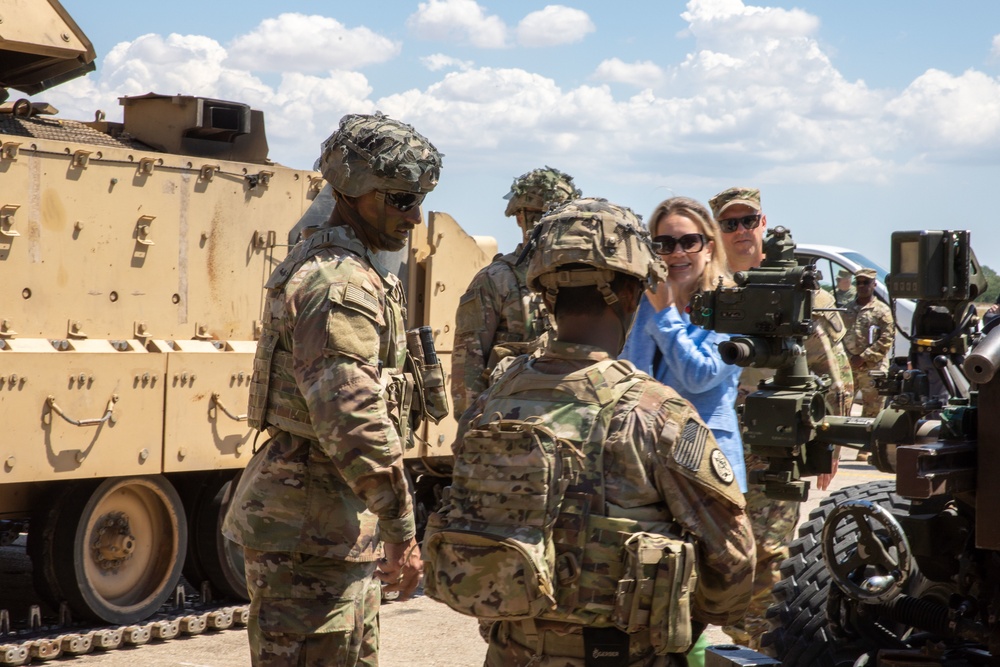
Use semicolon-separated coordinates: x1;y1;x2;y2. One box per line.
854;364;885;418
721;458;799;650
485;620;685;667
244;548;380;667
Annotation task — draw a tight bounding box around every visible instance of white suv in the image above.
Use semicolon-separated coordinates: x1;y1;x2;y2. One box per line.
794;243;914;358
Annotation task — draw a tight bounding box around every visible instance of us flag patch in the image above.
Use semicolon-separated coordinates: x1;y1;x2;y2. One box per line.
674;419;707;472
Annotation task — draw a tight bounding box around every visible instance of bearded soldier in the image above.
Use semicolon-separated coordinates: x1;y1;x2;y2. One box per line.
450;167;580;417
424;198;755;667
223;113;442;667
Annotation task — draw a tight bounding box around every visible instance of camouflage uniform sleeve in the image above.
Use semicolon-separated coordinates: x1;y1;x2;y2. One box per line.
649;396;756;626
861;302;895;366
290;268;414;544
450;267;503;416
805;291;853;416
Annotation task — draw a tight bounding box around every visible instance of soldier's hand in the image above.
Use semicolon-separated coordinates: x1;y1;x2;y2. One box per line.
377;537;423;601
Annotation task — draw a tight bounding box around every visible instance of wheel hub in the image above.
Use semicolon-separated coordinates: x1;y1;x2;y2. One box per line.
91;511;136;571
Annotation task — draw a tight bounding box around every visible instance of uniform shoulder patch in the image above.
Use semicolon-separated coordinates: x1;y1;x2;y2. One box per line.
710;449;735;485
673;418;708;472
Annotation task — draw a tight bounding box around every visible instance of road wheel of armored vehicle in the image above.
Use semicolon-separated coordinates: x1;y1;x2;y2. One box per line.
32;476;187;625
760;480;916;666
182;471;248;602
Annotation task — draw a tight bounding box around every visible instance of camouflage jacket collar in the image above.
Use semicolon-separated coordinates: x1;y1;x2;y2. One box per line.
544;339;613;363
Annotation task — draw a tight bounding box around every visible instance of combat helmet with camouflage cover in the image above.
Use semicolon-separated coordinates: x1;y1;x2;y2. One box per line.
319;112;442;198
503;166;581;218
526;197;667;304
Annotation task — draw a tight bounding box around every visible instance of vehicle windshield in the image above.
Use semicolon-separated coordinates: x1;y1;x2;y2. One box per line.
840;251;888;284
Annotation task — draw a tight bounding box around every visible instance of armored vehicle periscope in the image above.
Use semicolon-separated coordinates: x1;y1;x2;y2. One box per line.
0;0;492;629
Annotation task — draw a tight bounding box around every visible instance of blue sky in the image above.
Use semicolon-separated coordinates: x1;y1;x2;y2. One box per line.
47;0;1000;271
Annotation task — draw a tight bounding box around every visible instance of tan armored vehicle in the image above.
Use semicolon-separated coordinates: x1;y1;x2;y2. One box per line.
0;0;492;627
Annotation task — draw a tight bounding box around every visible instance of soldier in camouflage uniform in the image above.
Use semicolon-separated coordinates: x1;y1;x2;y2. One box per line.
843;268;894;420
444;198;755;667
450;167;580;417
221;113;442;667
710;186;854;649
834;268;856;307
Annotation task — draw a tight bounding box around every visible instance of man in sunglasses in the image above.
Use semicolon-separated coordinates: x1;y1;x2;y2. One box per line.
709;186;855;650
450;166;580;418
842;268;895;459
223;112;442;667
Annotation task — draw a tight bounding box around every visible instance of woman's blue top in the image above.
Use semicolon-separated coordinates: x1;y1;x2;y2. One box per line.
621;296;747;492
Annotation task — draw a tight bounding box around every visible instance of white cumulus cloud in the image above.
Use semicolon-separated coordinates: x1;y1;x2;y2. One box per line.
592;58;665;88
226;14;400;72
407;0;507;49
516;6;595;47
421;54;475;72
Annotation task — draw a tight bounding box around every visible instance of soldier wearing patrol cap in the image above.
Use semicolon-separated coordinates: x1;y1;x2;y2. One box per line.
835;268;857;307
843;267;895;454
450;167;580;418
709;185;855;649
222;112;442;667
432;198;755;666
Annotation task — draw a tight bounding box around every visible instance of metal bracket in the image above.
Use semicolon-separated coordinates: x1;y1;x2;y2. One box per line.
138;157;157;175
307;175;325;194
67;319;88;339
0;319;16;339
200;164;219;181
0;204;20;238
135;215;155;246
252;230;277;251
1;142;20;160
72;149;92;169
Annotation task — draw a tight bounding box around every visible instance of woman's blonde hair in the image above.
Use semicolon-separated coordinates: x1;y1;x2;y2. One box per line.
648;196;733;294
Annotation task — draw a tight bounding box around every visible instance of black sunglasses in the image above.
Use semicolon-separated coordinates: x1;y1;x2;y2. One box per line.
854;278;873;286
652;233;706;255
718;214;761;233
382;191;425;212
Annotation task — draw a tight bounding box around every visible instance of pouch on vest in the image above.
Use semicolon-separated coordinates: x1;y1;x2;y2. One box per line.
422;418;582;620
247;328;279;432
612;532;697;654
405;328;449;425
382;369;414;449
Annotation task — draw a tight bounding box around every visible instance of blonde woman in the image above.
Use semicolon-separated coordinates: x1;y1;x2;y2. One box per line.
622;196;747;492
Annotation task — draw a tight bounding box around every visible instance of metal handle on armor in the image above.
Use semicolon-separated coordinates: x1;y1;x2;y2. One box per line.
45;394;118;427
209;393;248;422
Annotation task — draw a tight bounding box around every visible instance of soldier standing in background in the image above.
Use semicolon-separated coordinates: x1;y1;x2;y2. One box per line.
709;186;854;649
834;268;856;307
223;113;442;667
427;198;755;667
449;167;580;417
842;267;895;461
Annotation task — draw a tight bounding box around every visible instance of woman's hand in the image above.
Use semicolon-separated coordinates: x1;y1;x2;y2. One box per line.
646;280;673;312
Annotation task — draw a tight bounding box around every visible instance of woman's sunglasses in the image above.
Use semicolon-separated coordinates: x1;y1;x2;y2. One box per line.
652;233;706;255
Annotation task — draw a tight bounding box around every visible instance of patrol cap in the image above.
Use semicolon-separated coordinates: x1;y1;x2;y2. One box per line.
855;268;877;281
837;269;853;280
503;166;581;217
526;197;667;303
708;187;761;219
319;112;442;198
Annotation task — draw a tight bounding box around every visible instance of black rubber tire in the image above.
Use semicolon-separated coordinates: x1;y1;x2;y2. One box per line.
760;480;913;667
37;476;188;625
181;470;248;602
